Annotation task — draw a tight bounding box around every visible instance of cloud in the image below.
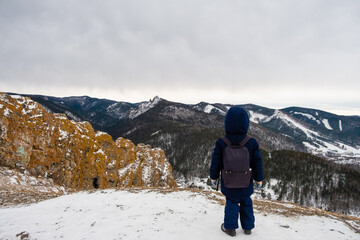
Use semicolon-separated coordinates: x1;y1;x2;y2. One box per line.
0;0;359;114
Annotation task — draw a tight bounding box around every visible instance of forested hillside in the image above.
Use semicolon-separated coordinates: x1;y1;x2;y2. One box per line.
261;150;360;216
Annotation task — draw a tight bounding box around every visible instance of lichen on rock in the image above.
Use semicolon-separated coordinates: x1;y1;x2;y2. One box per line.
0;93;177;190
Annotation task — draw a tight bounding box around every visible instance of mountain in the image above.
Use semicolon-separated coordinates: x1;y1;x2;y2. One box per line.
0;93;177;189
6;93;137;133
0;188;359;239
5;93;360;215
13;93;359;164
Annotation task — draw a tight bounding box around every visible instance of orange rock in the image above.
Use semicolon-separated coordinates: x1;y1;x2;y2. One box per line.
0;93;177;190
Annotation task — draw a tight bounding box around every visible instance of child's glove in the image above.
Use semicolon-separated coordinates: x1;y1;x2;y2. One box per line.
256;181;262;189
210;179;217;189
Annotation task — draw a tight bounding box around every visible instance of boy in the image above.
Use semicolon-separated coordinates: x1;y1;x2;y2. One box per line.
210;106;263;237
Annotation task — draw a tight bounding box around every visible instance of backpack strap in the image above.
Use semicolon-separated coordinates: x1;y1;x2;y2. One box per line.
221;135;251;146
221;136;232;146
240;135;251;146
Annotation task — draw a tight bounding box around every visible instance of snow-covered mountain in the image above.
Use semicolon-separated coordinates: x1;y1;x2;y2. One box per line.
0;188;359;240
11;93;137;132
194;103;360;164
6;93;360;216
15;93;359;164
128;96;161;119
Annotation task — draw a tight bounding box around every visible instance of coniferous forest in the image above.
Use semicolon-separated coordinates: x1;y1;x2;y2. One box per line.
261;150;360;215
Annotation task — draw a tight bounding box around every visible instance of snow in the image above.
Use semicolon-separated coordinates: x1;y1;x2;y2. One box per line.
10;95;37;112
151;130;161;136
107;102;119;111
118;163;134;179
9;176;19;185
253;179;279;201
204;104;215;113
248;111;269;124
267;110;319;138
322;119;333;130
0;167;66;195
9;94;23;100
58;128;69;140
95;131;108;137
292;112;321;124
203;105;226;115
177;177;213;191
128;96;161;119
54;114;68;120
303;140;360;158
293;112;317;121
65;110;82;122
0;189;358;240
94;148;106;156
29;114;43;119
81;135;90;139
339;120;343;131
3;108;12;116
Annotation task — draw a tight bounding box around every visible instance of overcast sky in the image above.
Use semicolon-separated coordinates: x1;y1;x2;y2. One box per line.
1;0;359;116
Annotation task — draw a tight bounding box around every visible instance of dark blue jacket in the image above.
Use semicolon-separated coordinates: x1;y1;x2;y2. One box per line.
210;106;264;198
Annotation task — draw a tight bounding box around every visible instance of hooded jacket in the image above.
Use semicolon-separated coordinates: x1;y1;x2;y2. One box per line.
210;106;264;198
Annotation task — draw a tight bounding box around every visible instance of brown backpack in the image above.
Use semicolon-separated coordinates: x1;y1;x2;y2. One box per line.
221;135;251;188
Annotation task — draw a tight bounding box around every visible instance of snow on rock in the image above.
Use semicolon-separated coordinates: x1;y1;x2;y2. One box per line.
3;108;11;116
0;166;68;206
322;119;333;130
0;167;66;194
58;127;69;140
128;96;161;119
54;113;68;120
95;131;108;137
0;189;358;240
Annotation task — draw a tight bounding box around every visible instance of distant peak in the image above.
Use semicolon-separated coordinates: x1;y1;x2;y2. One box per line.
128;96;161;119
151;96;160;102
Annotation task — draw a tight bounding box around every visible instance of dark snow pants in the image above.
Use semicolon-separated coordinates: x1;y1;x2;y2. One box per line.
224;195;255;230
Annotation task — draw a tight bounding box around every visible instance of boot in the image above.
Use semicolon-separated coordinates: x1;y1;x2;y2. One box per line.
221;223;236;237
244;229;252;235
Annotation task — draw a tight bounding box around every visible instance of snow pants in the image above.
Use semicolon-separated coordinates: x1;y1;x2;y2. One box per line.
224;195;255;230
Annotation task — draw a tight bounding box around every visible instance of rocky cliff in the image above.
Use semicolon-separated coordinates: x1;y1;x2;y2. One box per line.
0;93;177;190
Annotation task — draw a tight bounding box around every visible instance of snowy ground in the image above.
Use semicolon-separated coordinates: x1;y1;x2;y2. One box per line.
0;189;359;240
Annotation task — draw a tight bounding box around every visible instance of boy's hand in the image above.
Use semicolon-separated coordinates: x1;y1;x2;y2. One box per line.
256;181;262;189
210;179;217;189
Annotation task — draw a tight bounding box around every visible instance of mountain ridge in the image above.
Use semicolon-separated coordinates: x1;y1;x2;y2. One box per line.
2;92;360;216
6;92;359;169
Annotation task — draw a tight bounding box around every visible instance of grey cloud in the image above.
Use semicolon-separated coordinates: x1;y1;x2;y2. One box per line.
0;0;359;114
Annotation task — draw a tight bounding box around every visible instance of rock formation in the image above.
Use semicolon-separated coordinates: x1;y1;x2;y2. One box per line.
0;93;177;189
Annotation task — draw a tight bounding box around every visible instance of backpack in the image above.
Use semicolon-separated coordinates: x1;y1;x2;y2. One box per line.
221;135;251;188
